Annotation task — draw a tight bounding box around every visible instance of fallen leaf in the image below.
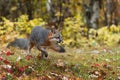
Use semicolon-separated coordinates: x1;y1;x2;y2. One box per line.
3;60;10;64
6;51;11;56
0;56;3;61
16;56;22;61
55;59;65;68
25;55;33;60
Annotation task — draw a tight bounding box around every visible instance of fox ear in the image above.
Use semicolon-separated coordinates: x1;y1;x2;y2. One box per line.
57;26;63;32
54;28;62;33
48;31;54;39
50;28;58;34
57;28;62;33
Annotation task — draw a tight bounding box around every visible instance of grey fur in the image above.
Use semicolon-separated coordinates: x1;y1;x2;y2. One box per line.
7;38;29;50
28;26;65;59
29;26;50;46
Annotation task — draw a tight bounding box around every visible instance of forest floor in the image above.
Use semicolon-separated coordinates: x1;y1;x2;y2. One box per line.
0;45;119;80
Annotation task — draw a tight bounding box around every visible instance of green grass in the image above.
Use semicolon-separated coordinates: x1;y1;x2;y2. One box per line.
0;46;119;80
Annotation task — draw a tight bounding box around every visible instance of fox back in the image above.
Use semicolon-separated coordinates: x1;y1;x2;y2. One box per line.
29;26;63;46
29;26;49;46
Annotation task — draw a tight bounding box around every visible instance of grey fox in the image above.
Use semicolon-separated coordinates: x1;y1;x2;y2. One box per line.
28;26;65;59
7;38;29;50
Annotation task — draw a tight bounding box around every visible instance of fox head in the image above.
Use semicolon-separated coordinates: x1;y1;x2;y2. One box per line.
48;29;63;44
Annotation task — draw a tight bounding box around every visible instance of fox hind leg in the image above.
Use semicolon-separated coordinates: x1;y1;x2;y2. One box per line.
28;42;34;55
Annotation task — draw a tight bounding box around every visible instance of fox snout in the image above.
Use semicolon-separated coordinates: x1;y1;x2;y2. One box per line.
57;38;63;43
49;37;63;44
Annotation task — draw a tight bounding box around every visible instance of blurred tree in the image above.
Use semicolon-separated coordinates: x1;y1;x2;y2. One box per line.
105;0;120;28
25;0;33;20
82;0;101;38
0;0;119;28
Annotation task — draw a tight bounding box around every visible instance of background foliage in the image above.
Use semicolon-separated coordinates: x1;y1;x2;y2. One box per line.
0;15;120;47
0;0;120;47
0;0;120;80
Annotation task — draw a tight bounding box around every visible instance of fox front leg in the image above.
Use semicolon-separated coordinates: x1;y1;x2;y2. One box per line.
50;43;65;53
41;48;48;58
37;46;48;59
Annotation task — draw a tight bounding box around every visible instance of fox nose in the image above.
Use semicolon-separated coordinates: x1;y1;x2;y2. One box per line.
58;39;63;43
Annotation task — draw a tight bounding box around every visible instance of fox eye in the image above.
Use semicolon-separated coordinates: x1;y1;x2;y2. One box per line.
55;36;60;38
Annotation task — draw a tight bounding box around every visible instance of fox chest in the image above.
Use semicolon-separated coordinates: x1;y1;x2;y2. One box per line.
41;40;51;46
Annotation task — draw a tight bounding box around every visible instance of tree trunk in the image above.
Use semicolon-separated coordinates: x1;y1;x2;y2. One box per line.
90;0;100;29
25;0;33;20
46;0;56;22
